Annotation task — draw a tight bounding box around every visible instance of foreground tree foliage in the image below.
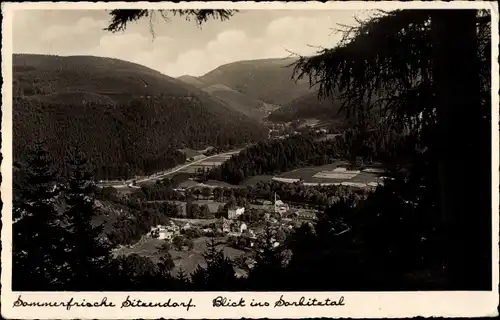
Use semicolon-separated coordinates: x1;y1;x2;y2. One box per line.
63;148;112;289
12;142;73;290
292;9;492;289
105;9;237;33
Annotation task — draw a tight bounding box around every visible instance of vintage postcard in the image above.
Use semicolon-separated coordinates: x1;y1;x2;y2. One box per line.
1;1;499;319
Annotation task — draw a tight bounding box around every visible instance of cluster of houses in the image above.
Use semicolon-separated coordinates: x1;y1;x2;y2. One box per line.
271;194;317;221
149;221;182;240
216;218;249;235
148;192;314;250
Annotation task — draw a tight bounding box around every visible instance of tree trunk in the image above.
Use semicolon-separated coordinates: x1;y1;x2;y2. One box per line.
432;9;491;289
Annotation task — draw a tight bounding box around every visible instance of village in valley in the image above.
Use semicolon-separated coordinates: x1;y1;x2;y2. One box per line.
107;133;385;277
111;181;318;277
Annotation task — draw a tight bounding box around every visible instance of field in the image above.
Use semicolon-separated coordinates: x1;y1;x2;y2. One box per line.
113;235;246;277
296;118;332;129
179;152;238;174
170;217;218;226
203;180;241;188
272;162;386;187
178;146;215;158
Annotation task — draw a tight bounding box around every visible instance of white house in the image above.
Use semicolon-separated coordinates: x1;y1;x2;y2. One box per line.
228;207;245;219
151;222;180;240
239;222;247;233
158;230;174;240
274;193;289;215
275;200;289;215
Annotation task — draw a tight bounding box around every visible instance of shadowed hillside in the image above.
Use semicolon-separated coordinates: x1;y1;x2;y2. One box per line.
267;91;346;123
178;74;280;121
13;54;267;180
202;84;269;120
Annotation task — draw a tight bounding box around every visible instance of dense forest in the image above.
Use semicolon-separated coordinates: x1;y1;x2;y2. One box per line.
206;129;414;185
137;175;364;207
13;54;268;181
206;135;340;185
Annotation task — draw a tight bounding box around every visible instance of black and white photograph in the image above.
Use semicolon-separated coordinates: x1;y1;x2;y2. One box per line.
1;1;499;319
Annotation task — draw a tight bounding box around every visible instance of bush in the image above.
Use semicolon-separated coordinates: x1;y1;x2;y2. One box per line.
183;227;202;239
172;235;185;251
184;238;194;250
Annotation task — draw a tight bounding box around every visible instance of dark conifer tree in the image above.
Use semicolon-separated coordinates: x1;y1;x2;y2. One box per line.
176;268;190;287
63;147;111;290
247;223;285;290
190;238;238;290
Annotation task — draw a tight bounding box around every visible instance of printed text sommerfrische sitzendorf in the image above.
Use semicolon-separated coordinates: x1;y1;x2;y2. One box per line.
12;295;196;311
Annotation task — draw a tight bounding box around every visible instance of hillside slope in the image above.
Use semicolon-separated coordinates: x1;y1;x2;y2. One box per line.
202;84;269;120
198;57;313;106
177;75;206;88
178;75;274;121
13;54;267;180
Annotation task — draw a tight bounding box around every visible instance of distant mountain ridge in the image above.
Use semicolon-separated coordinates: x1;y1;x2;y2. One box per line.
197;57;314;106
177;57;318;120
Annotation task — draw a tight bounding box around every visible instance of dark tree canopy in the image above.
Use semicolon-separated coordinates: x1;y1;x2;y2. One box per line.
292;9;492;290
292;9;491;138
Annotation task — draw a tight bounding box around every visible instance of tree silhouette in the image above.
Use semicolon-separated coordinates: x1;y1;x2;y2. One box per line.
201;186;212;199
247;223;286;290
292;9;491;289
189;238;239;290
12;141;72;290
105;9;238;33
63;147;111;290
176;267;190;287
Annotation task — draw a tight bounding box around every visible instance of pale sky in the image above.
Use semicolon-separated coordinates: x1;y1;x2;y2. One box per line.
13;9;374;77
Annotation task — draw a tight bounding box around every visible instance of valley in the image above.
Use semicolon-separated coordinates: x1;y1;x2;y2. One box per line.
13;53;364;284
13;47;403;291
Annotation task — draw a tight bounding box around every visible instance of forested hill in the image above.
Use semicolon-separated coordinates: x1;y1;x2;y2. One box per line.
206;134;347;185
13;54;268;180
198;57;314;106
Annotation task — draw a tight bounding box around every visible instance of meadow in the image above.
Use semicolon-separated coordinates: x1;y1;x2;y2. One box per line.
272;162;385;187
